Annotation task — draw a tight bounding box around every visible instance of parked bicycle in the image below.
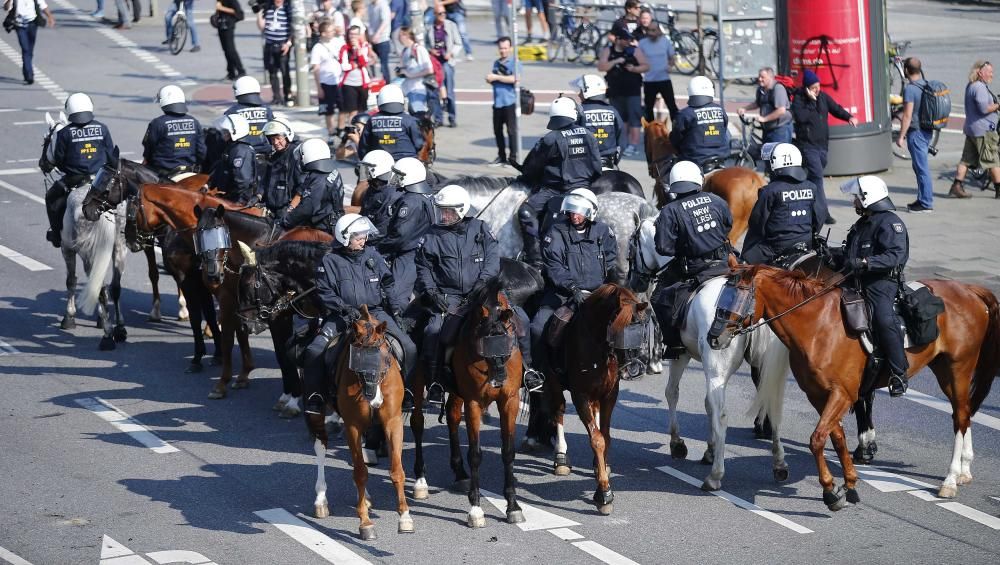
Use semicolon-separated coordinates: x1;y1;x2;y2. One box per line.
167;0;189;56
660;8;700;75
727;115;762;169
548;3;601;66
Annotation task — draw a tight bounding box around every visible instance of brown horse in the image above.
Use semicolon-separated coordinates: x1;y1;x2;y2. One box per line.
642;117;764;241
545;284;648;515
721;265;999;509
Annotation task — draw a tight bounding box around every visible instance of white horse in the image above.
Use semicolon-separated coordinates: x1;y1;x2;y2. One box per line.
629;217;791;490
42;112;129;350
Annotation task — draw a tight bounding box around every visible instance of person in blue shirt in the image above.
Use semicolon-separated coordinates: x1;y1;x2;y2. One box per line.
486;36;520;167
896;57;936;213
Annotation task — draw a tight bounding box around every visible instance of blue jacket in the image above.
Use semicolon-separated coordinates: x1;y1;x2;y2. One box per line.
210;140;257;202
845;210;909;282
670;101;730;165
224;103;275;154
259;140;303;215
141;113;206;173
281;165;344;231
743;175;826;264
522;124;602;192
359;111;425;161
580;100;626;160
542;219;617;293
376;190;436;259
416;217;500;297
316;245;403;318
654;190;732;273
53;120;115;177
360;182;403;235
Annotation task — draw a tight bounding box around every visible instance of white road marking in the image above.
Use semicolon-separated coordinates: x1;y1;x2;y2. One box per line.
901;390;1000;432
0;178;44;204
571;540;641;565
12;121;45;126
146;550;216;564
0;168;39;176
0;37;67;102
936;502;1000;530
656;465;813;534
75;397;180;454
0;339;20;356
0;545;35;565
255;508;372;565
0;244;52;272
850;464;937;493
548;528;584;541
908;490;943;502
481;489;581;531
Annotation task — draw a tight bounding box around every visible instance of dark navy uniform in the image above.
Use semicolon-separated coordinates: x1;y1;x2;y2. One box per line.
224;103;275;154
742;175;826;265
580;100;626;168
301;245;417;413
281;167;345;232
141;113;206;176
258;140;303;217
360;181;402;235
358;111;425;161
47;120;115;243
376;191;437;304
210;139;257;203
670;102;730;169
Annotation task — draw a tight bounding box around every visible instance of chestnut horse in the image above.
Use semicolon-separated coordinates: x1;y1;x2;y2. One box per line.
642;118;763;242
722;265;999;509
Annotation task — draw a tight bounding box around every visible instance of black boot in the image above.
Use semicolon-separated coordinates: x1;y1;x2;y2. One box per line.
46;229;61;248
887;372;908;397
522;236;543;269
426;362;446;405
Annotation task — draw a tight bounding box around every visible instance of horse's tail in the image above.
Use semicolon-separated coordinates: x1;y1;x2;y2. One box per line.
77;212;117;315
746;326;790;427
969;285;1000;414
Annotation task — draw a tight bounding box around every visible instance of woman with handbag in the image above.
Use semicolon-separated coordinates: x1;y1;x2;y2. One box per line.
214;0;245;80
3;0;54;85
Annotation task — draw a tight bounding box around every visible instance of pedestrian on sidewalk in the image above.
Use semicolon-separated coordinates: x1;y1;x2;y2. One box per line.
3;0;54;85
258;0;294;106
112;0;131;28
950;60;1000;199
164;0;200;52
597;21;648;157
427;7;461;127
439;0;472;59
486;36;520;167
367;0;392;79
638;15;678;123
521;0;548;44
897;57;936;213
215;0;245;79
739;67;793;144
312;19;346;141
490;0;509;39
338;25;371;124
91;0;103;18
397;26;433;118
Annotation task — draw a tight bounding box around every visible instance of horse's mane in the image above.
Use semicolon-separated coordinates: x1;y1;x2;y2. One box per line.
122;158;167;185
498;258;543;306
746;264;829;301
258;240;328;271
441;175;518;196
588;284;638;333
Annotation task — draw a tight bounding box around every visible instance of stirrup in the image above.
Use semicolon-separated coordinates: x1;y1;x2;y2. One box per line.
426;382;445;406
887;374;908;397
522;367;544;393
401;388;415;411
661;345;686;360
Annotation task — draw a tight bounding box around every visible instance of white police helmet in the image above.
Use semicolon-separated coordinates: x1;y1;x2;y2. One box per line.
841;175;894;212
334;213;378;246
687;76;715;105
572;74;607;100
65;92;95;125
222;114;251;141
262;118;294;141
560;187;599;221
359;149;395;182
232;76;263;105
377;84;405;113
547;96;579;129
668;160;704;194
432;185;471;225
300;138;332;171
769;143;808;181
389;157;432;194
156;85;187;114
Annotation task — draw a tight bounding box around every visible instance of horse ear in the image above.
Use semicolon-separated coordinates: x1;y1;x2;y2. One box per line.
59;111;67;124
216;203;226;217
637;302;649;313
376;321;387;334
238;241;257;266
45;112;54;128
641;116;649;129
359;304;370;318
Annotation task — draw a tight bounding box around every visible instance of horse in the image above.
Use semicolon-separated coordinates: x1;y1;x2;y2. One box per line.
642;117;763;242
717;265;1000;509
39;113;128;350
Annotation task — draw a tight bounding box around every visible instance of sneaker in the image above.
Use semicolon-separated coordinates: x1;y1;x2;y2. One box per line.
426;382;445;405
190;45;201;53
521;35;534;45
906;202;933;214
286;99;295;107
113;23;129;30
447;119;457;128
623;145;637;157
487;157;507;167
161;39;170;45
465;54;474;62
90;10;104;17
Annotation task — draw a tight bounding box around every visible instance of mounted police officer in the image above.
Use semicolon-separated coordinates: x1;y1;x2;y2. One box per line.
301;213;417;415
529;188;618;375
742;143;827;266
224;76;275;155
209;114;257;204
45;92;116;248
358;84;425;161
517;97;603;267
357;149;400;235
142;85;206;179
375;157;437;304
254;118;302;217
669;76;730;173
280;138;344;233
573;74;626;170
651;161;734;358
835;176;910;397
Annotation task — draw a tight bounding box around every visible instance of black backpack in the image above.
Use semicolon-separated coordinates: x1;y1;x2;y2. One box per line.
918;79;951;130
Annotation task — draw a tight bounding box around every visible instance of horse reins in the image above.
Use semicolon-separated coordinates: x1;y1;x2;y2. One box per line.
733;272;850;336
474;183;511;219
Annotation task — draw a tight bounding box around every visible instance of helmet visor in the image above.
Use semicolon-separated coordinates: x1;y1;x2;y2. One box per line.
433;205;463;226
561;198;595;220
388;169;406;188
358;163;374;182
339;216;379;243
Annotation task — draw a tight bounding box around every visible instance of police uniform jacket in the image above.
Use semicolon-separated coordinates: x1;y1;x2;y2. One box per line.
669;101;730;165
316;245;403;319
580;100;626;160
654;191;733;273
521;125;602;192
844;211;909;283
542;219;617;294
141;113;207;174
211;140;257;202
281;166;345;231
224;102;275;154
358;110;425;161
360;183;402;235
416;217;500;297
743;175;825;262
260;140;303;214
53;120;115;179
376;191;436;259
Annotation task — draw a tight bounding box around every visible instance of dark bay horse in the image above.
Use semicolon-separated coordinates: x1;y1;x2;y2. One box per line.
721;265;999;509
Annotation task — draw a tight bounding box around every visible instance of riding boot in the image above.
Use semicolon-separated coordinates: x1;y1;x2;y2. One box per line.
948;179;971;199
887;372;908;397
45;182;68;248
522;236;543;269
660;326;686;360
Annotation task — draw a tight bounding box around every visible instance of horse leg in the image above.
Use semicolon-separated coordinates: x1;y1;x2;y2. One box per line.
665;357;688;459
599;382;619;478
203;291;222;362
307;410;330;518
702;371;731;491
410;366;429;500
96;286;117;351
363;421;384;466
464;400;486;528
852;392;878;464
110;255;127;343
180;275;208;373
571;392;612;515
384;401;413;533
552;385;572;476
345;421;377;540
932;357;975;498
959;427;974;486
232;305;255;388
270;316;301;418
751;366;772;439
447;393;470;490
208;293;237;399
830;421;861;505
499;393;524;524
145;246;162;322
809;390;853;511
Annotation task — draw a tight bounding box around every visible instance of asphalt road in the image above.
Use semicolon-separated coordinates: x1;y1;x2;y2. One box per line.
1;1;999;564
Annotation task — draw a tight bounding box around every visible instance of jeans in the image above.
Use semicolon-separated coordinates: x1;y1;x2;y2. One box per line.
762;122;793;144
15;23;37;82
491;0;511;38
907;128;934;208
218;26;245;78
114;0;130;25
372;40;392;81
165;0;199;46
799;143;829;219
94;0;104;13
431;64;456;123
446;11;472;56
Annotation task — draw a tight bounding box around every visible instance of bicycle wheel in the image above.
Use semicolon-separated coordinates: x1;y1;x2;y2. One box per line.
888;60;904;99
575;25;600;66
673;31;700;76
169;17;187;55
890;114;911;160
547;37;565;63
703;32;719;78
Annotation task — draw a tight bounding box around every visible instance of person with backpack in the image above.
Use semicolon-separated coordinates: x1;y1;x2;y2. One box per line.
897;57;936;213
739;67;793;144
214;0;246;80
397;26;434;118
949;60;1000;199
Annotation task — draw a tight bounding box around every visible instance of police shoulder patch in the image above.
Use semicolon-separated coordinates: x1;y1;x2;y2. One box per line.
892;223;904;233
398;205;409;218
417;236;426;247
302;190;311;198
543;235;552;244
327;171;340;182
233;157;244;167
316;265;325;273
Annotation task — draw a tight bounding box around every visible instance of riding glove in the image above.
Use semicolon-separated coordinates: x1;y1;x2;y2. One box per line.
342;306;362;322
428;290;450;313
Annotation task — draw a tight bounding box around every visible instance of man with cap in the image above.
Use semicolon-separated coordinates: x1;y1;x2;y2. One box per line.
254;118;303;217
44;92;116;248
280;138;344;232
742;143;827;266
375;157;437;304
517;96;602;268
833;176;910;397
142;85;206;179
791;69;858;224
573;74;627;170
650;160;734;358
357;149;399;235
670;75;731;172
224;76;275;155
597;21;649;157
358;84;425;161
209;114;257;204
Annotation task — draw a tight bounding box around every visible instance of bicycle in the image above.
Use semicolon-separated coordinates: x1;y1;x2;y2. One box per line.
547;3;601;66
167;0;189;56
662;8;700;76
727;115;763;169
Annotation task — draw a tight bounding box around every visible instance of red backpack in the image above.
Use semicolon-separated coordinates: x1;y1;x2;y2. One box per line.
428;54;445;88
774;74;796;102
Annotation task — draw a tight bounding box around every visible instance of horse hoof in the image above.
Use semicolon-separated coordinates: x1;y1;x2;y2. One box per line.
363;448;378;467
701;479;721;492
554;452;572;476
846;488;861;504
185;362;203;374
413;478;429;500
453;478;471;494
957;473;973;486
938;485;958;499
773;467;789;482
506;510;525;524
670;441;688;460
597;504;613;516
699;450;714;465
61;317;76;330
231;380;250;390
148;312;162;323
852;444;875;465
99;337;116;351
359;525;377;541
112;325;128;343
823;486;851;511
398;514;414;533
467;513;486;529
207;388;226;400
279;405;301;419
519;437;539;453
315;503;329;518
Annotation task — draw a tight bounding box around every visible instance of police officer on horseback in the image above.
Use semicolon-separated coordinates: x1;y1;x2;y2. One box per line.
835;176;910;397
517;97;603;268
254;118;302;217
301;213;417;415
44;92;116;248
375;157;437;304
224;76;275;155
651;161;734;358
280;138;344;233
209;114;257;204
358;85;425;161
142;85;206;179
742;143;827;266
669;76;730;173
530;188;618;374
357;149;399;235
573;74;626;170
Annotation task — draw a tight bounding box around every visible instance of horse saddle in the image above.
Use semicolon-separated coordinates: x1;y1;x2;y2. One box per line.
169;171;198;183
841;281;945;354
655;270;731;333
773;245;813;271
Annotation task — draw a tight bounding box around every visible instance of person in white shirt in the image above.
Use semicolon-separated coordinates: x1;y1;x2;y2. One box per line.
311;19;347;141
3;0;54;85
397;26;433;118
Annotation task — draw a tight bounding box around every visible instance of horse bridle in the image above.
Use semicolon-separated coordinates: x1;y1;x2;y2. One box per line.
606;303;648;380
628;225;668;288
730;272;850;337
237;262;317;330
473;297;518;387
348;327;392;401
